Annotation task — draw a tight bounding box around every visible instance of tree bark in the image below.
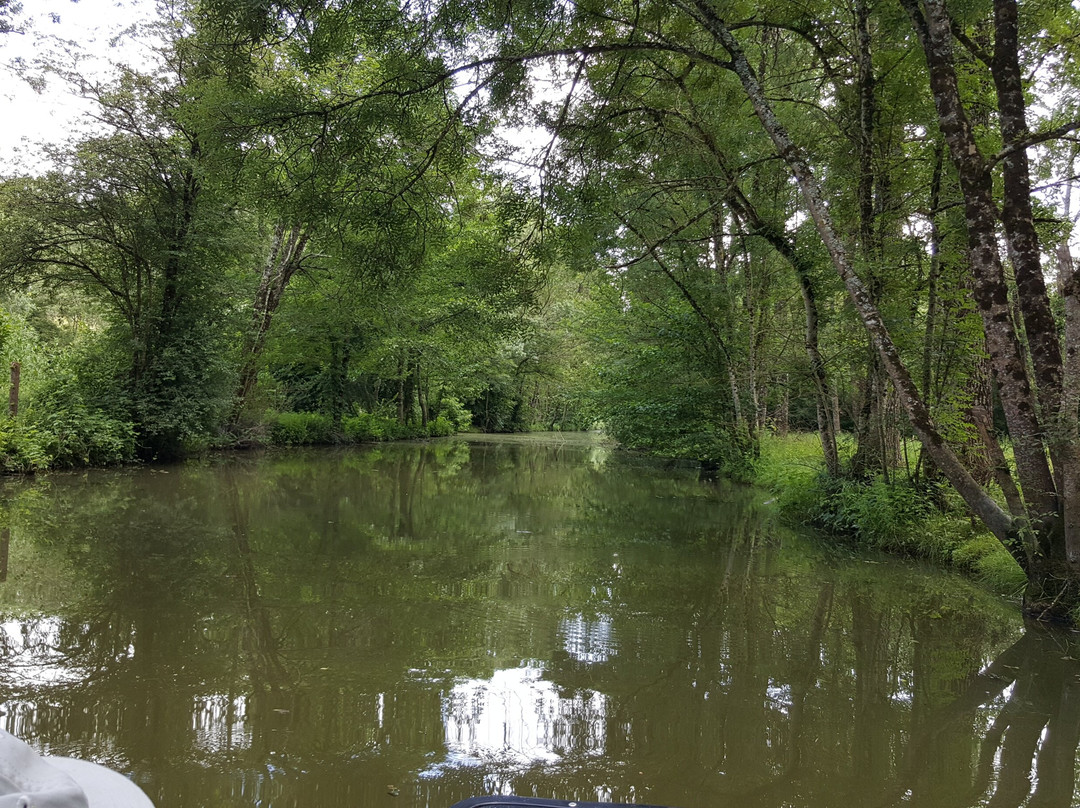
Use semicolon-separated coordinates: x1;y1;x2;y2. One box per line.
991;0;1063;427
1059;245;1080;563
8;361;19;420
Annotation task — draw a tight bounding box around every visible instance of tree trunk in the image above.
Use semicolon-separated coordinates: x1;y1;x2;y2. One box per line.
230;223;309;434
8;362;19;419
415;360;429;428
776;375;790;437
1059;246;1080;564
991;0;1063;428
397;352;408;425
851;354;893;478
898;0;1057;533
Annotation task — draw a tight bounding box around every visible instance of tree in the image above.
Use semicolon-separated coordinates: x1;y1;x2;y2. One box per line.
0;55;248;457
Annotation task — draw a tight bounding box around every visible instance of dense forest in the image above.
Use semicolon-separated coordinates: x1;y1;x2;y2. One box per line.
1;0;1079;618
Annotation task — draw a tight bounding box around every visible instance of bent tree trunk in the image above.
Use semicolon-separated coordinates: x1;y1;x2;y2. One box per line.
229;223;309;435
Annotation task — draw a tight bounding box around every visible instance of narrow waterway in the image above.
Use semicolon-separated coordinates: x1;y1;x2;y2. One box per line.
0;434;1071;808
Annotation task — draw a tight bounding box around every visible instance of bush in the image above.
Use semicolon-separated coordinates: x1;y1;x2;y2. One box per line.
37;405;136;466
427;415;455;437
342;411;385;442
816;476;935;551
758;434;947;549
0;421;51;472
342;410;406;441
342;407;458;442
435;397;473;431
270;412;334;445
22;358;137;467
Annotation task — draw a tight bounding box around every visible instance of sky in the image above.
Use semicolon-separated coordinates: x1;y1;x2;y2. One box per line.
0;0;157;170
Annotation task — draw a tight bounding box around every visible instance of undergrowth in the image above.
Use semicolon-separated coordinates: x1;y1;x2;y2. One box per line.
755;432;1026;596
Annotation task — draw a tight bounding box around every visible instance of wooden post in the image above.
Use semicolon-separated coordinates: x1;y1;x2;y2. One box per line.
8;361;19;419
0;528;9;583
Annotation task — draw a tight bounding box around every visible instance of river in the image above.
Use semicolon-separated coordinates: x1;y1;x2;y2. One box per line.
0;433;1072;808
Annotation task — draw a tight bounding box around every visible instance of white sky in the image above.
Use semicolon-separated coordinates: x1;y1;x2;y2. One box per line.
0;0;157;172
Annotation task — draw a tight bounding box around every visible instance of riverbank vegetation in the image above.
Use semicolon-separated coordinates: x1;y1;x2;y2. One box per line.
1;0;1079;617
755;433;1027;595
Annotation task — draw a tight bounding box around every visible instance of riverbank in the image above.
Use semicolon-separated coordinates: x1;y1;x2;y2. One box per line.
753;432;1026;597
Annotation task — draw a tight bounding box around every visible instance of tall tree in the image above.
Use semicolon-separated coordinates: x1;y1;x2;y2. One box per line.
0;56;247;457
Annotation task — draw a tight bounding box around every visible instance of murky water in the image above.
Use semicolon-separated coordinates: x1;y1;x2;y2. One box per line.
0;434;1073;808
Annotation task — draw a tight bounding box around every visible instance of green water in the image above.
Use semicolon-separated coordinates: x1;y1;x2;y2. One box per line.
0;434;1072;808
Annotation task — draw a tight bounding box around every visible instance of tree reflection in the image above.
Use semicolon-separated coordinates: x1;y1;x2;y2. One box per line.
960;630;1080;808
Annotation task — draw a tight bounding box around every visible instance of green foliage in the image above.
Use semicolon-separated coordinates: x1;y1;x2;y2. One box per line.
813;477;936;551
341;410;396;441
0;421;51;472
32;396;136;467
757;432;1026;592
427;415;455;437
270;408;461;445
432;396;473;432
270;412;335;445
760;435;938;552
590;308;757;476
754;432;835;515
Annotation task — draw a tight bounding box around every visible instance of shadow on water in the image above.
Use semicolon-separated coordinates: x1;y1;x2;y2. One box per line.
0;436;1074;808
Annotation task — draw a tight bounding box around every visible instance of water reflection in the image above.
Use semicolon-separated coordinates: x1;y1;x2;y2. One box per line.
0;437;1073;807
941;631;1080;808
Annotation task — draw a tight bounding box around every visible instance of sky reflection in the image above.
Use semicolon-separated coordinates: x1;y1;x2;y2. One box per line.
425;664;607;777
0;618;83;687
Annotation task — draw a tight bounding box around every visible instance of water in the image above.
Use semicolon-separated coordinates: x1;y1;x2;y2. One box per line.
0;434;1073;808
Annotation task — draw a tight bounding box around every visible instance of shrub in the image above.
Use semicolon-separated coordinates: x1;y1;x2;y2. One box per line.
22;358;137;467
821;477;935;550
435;397;473;431
759;434;949;554
342;410;407;442
270;412;334;445
341;406;456;442
37;405;136;466
427;415;455;437
342;411;384;442
0;421;51;472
